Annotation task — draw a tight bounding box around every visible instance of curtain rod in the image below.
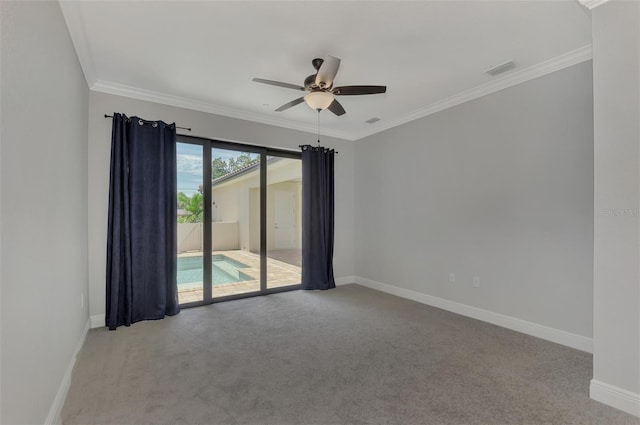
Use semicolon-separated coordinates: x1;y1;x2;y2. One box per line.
299;144;339;154
104;114;192;132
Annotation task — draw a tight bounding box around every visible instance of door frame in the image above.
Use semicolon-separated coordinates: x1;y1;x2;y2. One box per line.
177;135;302;308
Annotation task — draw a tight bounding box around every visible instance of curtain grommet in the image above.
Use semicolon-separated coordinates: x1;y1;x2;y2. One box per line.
138;119;144;126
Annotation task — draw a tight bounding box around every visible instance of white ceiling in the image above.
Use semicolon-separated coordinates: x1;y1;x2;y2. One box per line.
60;0;592;141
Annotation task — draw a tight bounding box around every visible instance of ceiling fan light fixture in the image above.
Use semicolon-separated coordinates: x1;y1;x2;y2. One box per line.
304;91;334;110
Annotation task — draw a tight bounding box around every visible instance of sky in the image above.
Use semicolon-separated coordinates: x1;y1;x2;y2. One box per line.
177;143;202;196
177;143;256;196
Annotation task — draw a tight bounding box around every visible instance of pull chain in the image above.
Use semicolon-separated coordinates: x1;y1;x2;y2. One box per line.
317;109;321;145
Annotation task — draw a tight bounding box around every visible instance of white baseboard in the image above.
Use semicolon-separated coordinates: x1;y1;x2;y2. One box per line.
591;379;640;417
353;276;593;353
44;317;90;425
87;279;354;328
335;275;356;286
90;279;359;328
90;314;105;329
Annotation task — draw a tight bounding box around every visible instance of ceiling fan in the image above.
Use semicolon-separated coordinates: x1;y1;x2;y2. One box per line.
252;56;387;116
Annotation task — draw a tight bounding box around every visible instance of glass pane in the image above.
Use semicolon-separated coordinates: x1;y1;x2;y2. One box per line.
267;156;302;288
176;142;204;304
211;148;261;297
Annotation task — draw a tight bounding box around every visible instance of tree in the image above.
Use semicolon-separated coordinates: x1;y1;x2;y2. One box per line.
235;153;257;169
211;153;259;179
212;158;230;179
177;192;203;223
177;192;190;210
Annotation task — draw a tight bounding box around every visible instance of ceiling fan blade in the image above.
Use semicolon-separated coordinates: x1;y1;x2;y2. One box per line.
332;85;387;95
327;99;346;116
315;56;341;89
252;78;305;91
275;97;305;112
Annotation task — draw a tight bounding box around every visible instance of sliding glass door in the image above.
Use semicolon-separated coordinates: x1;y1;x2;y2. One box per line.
176;141;204;304
266;156;302;289
210;146;261;298
176;136;301;307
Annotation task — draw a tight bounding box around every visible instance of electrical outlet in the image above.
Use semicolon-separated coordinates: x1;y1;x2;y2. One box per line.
473;276;480;288
449;272;455;283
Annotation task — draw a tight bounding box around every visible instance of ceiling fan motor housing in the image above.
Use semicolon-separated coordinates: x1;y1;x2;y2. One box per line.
308;58;334;89
303;58;326;90
312;58;324;70
304;74;317;90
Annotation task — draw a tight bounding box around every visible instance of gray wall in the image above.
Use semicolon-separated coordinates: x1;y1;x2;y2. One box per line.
87;91;355;319
0;1;89;423
592;0;640;396
354;61;594;338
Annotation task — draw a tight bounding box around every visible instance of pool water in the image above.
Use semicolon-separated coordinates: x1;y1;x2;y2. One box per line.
177;255;251;286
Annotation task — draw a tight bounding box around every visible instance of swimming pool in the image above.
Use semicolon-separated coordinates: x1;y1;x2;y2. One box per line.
177;255;251;286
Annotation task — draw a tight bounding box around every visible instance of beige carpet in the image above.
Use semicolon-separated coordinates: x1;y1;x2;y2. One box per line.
62;284;639;425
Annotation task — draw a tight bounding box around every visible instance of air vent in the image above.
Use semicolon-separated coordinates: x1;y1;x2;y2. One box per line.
486;61;515;76
365;117;381;124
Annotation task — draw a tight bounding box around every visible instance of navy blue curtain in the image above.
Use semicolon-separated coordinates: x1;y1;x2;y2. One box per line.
106;113;179;330
301;145;336;290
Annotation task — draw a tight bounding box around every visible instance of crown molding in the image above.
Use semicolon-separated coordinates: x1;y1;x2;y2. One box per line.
82;39;591;143
92;44;592;143
61;0;595;142
58;0;97;87
91;80;354;141
351;44;593;141
577;0;611;10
